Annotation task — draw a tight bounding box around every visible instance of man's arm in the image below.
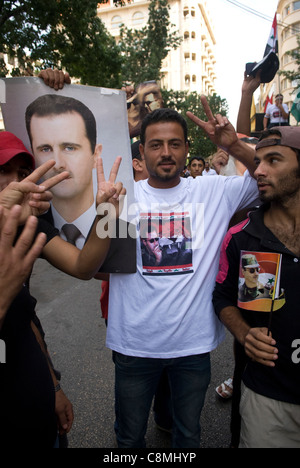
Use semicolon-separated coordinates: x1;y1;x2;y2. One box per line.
278;102;289;119
236;71;261;136
0;205;46;330
219;306;278;367
213;231;278;368
263;117;269;131
42;157;126;280
31;320;74;435
187;96;256;177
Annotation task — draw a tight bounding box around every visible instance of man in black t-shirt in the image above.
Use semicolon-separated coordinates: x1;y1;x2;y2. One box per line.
213;126;300;448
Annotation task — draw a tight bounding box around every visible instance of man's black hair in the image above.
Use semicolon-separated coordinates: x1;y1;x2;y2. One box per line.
140;108;188;145
189;156;205;165
25;94;97;153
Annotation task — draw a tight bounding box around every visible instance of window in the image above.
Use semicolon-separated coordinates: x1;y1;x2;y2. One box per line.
132;11;144;26
283;52;291;65
192;53;196;61
282;27;291;40
184;31;189;39
192;75;196;83
185;74;190;84
290;21;300;36
111;15;122;29
293;1;300;11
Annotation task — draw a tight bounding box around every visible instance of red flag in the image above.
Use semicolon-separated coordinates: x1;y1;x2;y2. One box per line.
264;13;278;57
264;94;273;113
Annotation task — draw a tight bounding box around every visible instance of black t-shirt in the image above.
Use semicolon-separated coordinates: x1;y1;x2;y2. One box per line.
0;218;59;448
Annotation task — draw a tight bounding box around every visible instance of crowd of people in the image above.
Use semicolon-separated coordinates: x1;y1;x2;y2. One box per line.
1;65;299;450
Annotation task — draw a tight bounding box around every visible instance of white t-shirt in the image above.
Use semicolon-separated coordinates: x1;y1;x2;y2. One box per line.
203;168;217;176
106;172;258;358
265;102;289;125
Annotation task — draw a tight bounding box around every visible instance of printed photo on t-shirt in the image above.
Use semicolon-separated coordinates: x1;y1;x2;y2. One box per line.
238;250;285;312
140;211;193;275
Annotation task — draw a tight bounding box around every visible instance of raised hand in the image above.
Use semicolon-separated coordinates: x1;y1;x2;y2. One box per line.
242;69;261;95
0;205;46;328
0;160;69;222
211;148;229;174
96;156;126;220
38;68;71;91
187;96;238;151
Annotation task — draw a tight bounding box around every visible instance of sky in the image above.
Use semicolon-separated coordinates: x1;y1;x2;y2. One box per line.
207;0;279;125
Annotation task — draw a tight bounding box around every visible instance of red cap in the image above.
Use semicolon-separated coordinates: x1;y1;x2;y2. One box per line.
0;131;35;169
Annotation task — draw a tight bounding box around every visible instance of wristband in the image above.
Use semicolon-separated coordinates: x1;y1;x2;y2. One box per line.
54;383;61;392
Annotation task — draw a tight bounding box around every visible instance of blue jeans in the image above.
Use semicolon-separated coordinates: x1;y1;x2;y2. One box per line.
113;351;211;448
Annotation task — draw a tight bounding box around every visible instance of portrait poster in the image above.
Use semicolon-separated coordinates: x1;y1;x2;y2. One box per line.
140;210;193;276
238;250;285;312
0;77;136;273
126;80;163;138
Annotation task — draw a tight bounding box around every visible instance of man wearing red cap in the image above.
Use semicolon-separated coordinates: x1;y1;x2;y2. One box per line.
213;126;300;448
0;129;125;447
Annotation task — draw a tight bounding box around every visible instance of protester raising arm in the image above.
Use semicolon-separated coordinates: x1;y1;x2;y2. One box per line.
236;71;261;136
0;205;46;330
0;159;69;223
42;156;126;280
187;96;256;177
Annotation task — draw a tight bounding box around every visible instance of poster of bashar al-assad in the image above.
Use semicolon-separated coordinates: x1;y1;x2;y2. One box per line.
238;251;285;312
0;77;136;273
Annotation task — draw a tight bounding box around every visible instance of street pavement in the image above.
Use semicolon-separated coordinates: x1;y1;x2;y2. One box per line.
30;258;234;449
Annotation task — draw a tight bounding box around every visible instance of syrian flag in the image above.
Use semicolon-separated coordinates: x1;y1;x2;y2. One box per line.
264;13;278;57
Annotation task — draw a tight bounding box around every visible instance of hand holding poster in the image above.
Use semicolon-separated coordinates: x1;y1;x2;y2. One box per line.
0;77;136;273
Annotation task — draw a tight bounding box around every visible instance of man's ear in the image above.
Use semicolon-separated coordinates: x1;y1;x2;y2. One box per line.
132;158;143;173
93;144;103;166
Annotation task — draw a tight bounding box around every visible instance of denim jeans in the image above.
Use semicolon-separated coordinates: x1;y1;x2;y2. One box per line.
113;351;211;448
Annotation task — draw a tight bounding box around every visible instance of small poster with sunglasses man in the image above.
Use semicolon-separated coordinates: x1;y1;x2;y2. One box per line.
238;251;285;312
140;212;193;276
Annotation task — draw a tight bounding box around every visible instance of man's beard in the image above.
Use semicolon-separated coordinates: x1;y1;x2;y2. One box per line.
259;167;300;204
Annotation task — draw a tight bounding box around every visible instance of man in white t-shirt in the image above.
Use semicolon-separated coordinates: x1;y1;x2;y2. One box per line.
202;159;217;176
263;93;289;130
106;98;258;448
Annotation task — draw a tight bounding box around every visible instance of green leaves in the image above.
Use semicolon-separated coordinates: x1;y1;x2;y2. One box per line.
118;0;182;85
162;90;229;159
0;0;124;87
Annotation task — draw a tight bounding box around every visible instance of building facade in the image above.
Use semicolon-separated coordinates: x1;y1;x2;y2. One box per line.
97;0;217;94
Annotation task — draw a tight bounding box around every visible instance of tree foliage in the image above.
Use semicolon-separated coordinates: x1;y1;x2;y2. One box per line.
162;89;229;159
0;0;127;87
118;0;182;86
